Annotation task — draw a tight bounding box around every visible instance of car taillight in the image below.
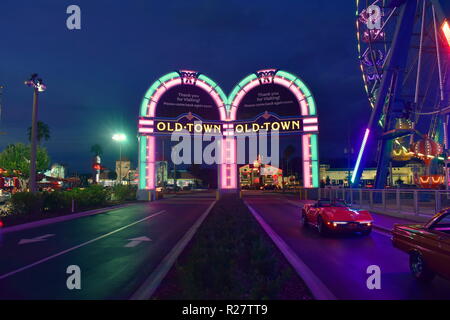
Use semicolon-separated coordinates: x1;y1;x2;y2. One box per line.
0;220;4;228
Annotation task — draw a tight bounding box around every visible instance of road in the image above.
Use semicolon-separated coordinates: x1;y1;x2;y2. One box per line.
244;191;450;300
0;192;215;299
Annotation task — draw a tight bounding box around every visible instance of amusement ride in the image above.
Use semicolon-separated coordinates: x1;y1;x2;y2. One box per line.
353;0;450;189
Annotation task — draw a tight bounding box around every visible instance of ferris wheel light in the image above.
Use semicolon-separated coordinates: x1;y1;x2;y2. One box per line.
442;21;450;47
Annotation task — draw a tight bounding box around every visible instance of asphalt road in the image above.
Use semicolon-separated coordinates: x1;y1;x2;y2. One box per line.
244;191;450;300
0;192;215;299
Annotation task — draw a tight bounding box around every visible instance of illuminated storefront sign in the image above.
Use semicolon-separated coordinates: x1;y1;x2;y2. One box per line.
139;116;318;135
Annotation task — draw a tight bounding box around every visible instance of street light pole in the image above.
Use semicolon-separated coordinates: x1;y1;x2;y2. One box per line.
25;74;46;194
29;88;39;193
119;143;122;185
112;133;126;186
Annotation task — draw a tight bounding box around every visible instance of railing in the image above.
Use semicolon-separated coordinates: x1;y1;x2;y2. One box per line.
298;187;450;217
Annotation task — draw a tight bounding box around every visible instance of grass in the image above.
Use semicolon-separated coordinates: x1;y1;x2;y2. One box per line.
153;194;312;300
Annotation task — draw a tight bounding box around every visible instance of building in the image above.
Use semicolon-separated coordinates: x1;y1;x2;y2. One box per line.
239;157;283;188
43;163;66;179
167;170;202;188
320;163;422;187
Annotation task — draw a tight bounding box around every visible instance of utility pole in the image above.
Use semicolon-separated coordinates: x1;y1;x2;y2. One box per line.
112;133;126;185
0;85;6;135
25;75;46;193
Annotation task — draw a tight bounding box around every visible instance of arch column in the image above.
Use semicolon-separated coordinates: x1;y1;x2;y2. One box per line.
137;71;228;200
228;69;319;188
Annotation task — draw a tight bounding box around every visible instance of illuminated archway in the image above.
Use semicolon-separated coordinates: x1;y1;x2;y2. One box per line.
137;70;228;200
228;69;319;188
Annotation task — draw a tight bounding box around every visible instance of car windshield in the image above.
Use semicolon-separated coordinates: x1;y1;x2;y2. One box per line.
317;200;347;208
431;212;450;234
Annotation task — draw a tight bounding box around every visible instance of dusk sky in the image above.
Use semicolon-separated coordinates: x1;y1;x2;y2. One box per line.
0;1;400;173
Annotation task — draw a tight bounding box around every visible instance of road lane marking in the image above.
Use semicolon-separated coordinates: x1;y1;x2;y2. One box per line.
0;203;137;234
244;201;337;300
130;200;217;300
0;210;165;280
18;234;55;245
124;236;152;248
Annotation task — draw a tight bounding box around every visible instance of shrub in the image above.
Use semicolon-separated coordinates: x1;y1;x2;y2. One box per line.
66;185;110;210
10;192;43;215
111;184;137;202
42;191;71;213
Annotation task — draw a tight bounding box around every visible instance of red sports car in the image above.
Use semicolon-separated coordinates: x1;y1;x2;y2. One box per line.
302;199;374;236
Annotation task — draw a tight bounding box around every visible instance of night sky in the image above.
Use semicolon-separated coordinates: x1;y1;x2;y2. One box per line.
0;0;383;173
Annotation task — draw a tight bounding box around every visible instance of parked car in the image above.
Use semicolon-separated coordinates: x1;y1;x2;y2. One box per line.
392;209;450;282
302;199;373;236
166;185;181;192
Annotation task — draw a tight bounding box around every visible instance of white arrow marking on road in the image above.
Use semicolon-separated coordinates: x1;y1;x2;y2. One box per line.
124;236;152;248
18;234;55;245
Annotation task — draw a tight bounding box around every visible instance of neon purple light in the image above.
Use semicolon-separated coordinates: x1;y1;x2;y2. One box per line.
351;128;370;184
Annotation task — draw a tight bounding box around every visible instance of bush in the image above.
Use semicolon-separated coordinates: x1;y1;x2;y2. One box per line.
42;191;71;213
10;192;43;215
111;184;137;202
3;185;133;227
66;185;110;210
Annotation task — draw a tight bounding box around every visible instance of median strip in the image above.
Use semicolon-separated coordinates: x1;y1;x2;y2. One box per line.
151;195;312;300
245;201;336;300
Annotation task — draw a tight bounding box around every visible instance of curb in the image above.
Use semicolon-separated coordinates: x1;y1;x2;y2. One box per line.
0;203;137;234
130;200;217;300
244;201;336;300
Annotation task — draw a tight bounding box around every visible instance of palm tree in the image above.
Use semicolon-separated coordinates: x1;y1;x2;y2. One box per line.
90;144;103;156
27;121;50;145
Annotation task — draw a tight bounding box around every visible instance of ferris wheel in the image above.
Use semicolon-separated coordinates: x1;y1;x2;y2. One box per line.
353;0;450;188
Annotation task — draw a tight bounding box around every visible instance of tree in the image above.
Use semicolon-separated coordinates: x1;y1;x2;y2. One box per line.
0;143;50;190
27;121;51;145
90;144;103;156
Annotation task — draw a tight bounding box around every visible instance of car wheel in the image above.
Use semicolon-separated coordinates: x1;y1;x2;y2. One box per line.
302;213;308;228
361;228;372;236
409;252;435;282
317;216;328;236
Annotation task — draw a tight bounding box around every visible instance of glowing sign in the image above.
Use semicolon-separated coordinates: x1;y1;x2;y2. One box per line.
154;120;222;134
138;69;320;197
351;128;370;184
441;20;450;47
140;114;318;136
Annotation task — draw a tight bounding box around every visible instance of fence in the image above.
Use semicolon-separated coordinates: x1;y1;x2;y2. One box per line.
298;187;450;217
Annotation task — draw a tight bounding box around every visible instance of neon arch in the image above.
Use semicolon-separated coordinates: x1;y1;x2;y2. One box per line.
228;69;319;188
138;71;229;199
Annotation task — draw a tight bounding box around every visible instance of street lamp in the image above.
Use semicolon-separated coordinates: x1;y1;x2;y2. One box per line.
25;74;46;193
112;133;126;185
